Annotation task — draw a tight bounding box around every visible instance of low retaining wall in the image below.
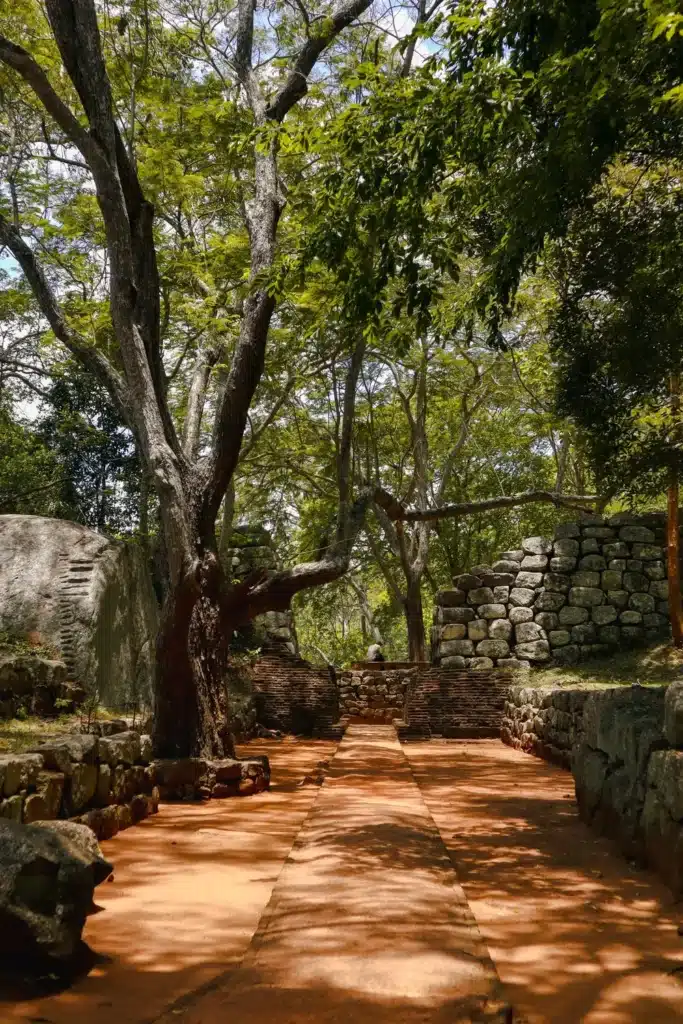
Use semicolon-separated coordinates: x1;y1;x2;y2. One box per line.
400;667;511;738
503;683;683;895
0;726;270;842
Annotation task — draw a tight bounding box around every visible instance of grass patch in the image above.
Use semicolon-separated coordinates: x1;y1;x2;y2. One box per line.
524;643;683;690
0;707;129;754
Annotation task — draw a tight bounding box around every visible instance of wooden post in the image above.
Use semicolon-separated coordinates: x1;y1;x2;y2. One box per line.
668;374;683;647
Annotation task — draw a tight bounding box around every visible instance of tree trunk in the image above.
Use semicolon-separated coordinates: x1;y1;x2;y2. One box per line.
152;549;234;759
404;578;426;662
669;373;683;648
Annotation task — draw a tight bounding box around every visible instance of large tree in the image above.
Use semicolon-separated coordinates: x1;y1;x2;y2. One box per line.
0;0;376;757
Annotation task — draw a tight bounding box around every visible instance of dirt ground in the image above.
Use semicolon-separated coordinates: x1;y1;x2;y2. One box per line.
3;733;683;1024
406;740;683;1024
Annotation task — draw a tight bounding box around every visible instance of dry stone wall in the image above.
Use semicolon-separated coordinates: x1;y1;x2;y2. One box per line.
338;664;414;722
432;513;671;671
502;683;683;897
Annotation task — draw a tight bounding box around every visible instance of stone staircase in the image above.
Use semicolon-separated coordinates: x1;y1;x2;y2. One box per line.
56;553;96;681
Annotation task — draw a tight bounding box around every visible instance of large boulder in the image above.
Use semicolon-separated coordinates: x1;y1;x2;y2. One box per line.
0;819;113;962
0;515;159;707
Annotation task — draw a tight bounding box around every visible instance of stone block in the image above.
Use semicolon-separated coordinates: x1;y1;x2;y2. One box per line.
622;626;644;644
581;537;600;555
608;559;627;572
606;589;630;609
622;571;650;594
559;605;589;626
550;556;577;573
499;549;524;562
534;591;566;612
467;587;495;606
493;586;510;603
30;734;98;773
476;639;510;659
571;623;597;644
436;589;467;607
509;587;536;608
440;656;467;669
0;795;23;821
522;537;553;555
553;538;580;558
139;734;153;765
583;526;615;539
619;610;643;626
440;639;475;658
569;587;605;608
619;525;655;544
98;731;142;767
516;571;543;589
543;573;570;594
553;643;581;665
492;560;522;574
643;612;668;630
603;541;630;560
571;571;601;588
470;564;494;577
592;605;618;626
631;543;663;561
469;657;495;671
649;580;669;601
441;623;467;640
520;554;549;571
489;618;513;641
66;763;98;813
515;621;546;644
0;754;43;797
478;603;507;620
509;606;533;624
534;612;559;631
514;640;551;663
549;630;571;647
627;559;644;571
628;592;655;614
497;658;531;671
437;607;475;624
467;619;488;641
644;562;666;581
601;570;623;591
36;771;65;819
597;624;621;646
579;554;607;572
23;793;50;824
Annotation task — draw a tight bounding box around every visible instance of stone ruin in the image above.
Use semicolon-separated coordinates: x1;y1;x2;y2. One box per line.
222;524;298;653
431;512;672;671
0;515;159;714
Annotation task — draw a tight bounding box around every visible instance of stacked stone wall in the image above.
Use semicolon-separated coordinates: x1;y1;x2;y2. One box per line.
502;683;683;897
338;664;415;722
432;513;671;671
0;728;159;841
251;648;343;738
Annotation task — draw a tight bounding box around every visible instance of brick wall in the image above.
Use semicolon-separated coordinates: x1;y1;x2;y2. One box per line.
399;668;512;739
250;647;343;738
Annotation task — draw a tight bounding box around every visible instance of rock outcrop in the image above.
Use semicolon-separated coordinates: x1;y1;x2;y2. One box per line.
0;819;113;962
0;515;159;708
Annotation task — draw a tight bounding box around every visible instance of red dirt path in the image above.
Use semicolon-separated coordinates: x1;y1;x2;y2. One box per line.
3;733;683;1024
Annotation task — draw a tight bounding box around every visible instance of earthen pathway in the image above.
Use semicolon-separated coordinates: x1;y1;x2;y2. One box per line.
4;731;683;1024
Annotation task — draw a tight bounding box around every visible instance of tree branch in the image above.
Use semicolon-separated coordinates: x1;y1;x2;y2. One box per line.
374;487;598;523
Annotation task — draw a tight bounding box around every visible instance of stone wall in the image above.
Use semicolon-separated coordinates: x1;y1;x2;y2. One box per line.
338;664;415;722
432;512;671;671
501;686;589;769
0;728;159;841
250;648;343;738
0;724;270;842
0;653;84;719
502;683;683;896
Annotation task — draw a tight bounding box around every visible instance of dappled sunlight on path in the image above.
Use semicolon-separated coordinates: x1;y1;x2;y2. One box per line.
155;725;505;1024
405;740;683;1024
4;737;336;1024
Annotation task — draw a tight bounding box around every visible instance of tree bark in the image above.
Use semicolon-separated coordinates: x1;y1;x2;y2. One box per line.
404;577;426;662
669;373;683;648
